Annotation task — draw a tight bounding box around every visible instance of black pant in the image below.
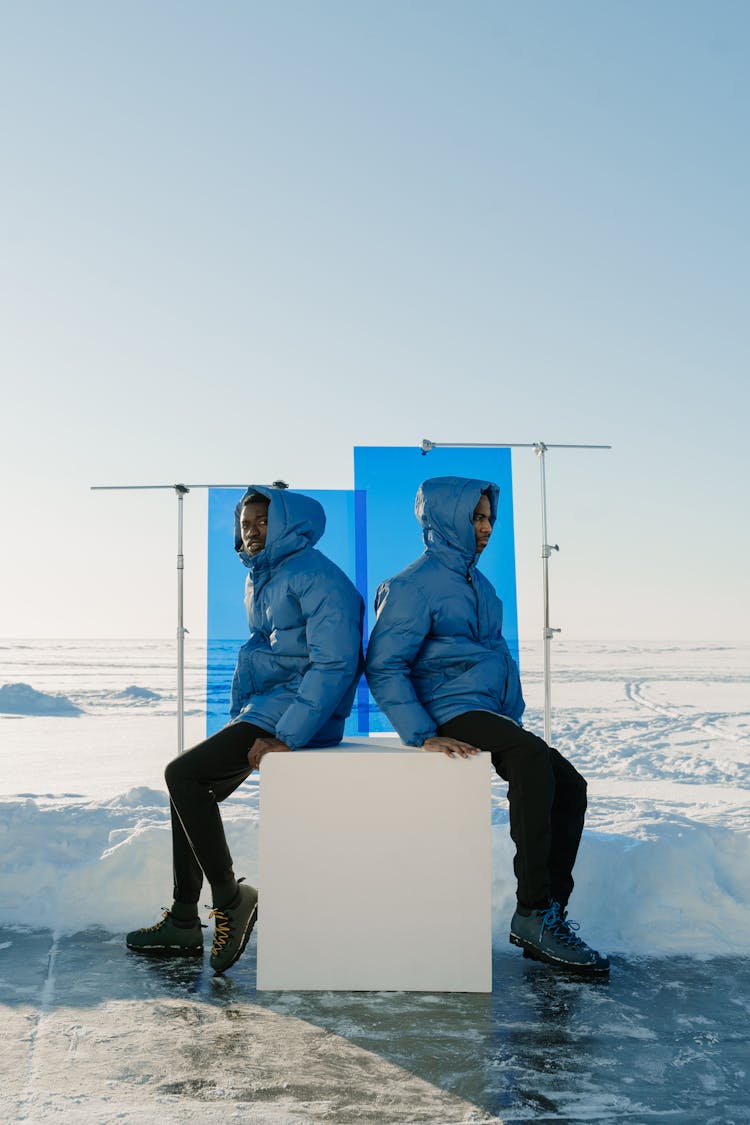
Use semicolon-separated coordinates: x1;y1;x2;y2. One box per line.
438;711;587;910
164;722;267;904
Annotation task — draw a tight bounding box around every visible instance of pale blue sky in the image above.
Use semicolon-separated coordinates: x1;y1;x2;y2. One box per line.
2;1;748;640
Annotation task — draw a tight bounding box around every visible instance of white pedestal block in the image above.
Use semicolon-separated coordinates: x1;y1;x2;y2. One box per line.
256;741;492;992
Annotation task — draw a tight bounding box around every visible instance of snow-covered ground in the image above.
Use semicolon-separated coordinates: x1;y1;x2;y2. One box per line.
1;638;748;956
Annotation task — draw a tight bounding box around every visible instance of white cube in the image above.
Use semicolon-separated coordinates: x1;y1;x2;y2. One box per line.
257;741;492;991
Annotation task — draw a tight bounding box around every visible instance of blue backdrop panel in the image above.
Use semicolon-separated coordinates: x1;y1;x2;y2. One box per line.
354;446;519;735
206;488;362;738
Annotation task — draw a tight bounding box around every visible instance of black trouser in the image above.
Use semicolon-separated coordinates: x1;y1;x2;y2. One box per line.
164;722;267;905
438;711;587;911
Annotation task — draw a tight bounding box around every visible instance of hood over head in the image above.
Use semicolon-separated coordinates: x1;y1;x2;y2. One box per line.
234;484;326;570
415;476;499;564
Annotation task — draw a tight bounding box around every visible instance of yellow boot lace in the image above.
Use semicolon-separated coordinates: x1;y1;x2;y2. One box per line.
138;910;171;933
209;907;232;954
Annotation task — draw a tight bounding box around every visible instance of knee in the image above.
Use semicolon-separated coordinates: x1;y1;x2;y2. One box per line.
572;772;588;815
524;735;555;772
505;735;554;785
164;755;183;794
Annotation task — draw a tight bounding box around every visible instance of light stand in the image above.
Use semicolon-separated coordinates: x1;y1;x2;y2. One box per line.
419;440;611;743
91;482;248;754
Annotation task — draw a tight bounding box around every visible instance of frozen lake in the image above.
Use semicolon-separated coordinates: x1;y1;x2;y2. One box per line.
2;927;748;1124
1;638;749;1121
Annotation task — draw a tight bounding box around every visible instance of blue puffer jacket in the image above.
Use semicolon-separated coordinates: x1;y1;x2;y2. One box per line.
230;485;364;749
365;476;525;745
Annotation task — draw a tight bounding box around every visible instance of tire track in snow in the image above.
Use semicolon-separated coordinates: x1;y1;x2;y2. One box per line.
625;681;747;745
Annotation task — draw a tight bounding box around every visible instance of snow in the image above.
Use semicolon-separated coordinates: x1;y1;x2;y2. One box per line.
0;682;83;717
0;638;748;956
115;685;161;701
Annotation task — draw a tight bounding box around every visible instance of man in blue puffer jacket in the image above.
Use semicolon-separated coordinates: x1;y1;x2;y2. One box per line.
127;485;364;973
365;476;609;976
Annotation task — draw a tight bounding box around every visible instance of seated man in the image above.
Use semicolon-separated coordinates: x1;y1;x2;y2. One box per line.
128;484;364;973
365;475;609;976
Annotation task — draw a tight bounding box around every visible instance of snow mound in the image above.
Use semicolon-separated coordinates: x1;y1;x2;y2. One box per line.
0;795;258;934
106;786;169;809
0;791;748;954
0;683;83;716
115;685;161;701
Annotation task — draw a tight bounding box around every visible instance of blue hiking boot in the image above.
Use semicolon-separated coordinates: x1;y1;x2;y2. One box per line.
510;901;610;976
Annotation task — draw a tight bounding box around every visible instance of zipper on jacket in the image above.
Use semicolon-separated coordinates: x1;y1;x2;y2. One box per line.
467;569;481;634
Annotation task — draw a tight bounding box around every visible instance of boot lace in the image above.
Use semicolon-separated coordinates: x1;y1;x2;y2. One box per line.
209;907;232;955
136;909;171;933
540;901;587;949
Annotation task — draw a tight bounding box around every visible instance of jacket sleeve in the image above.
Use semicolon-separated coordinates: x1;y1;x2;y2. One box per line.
229;662;241;721
498;638;525;725
364;578;438;746
478;571;525;726
274;571;364;749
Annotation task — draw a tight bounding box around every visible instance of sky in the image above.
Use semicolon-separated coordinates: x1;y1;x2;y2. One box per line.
1;0;749;642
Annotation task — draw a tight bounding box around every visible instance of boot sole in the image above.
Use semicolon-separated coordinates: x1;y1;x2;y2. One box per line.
126;943;203;957
510;931;610;976
210;900;258;974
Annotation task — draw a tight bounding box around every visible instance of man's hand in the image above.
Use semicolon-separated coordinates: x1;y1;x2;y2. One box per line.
248;736;292;771
421;736;480;759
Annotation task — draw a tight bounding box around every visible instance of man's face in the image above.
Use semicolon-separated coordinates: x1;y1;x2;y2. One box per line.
240;500;270;555
472;494;492;554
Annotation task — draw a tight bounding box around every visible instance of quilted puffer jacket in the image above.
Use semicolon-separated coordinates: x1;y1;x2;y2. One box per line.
365;475;525;745
230;485;363;748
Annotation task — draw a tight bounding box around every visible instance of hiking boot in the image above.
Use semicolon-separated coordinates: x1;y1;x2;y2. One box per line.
510;900;610;976
126;910;203;955
209;882;258;974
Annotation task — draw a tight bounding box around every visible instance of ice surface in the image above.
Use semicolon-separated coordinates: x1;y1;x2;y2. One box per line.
1;928;748;1123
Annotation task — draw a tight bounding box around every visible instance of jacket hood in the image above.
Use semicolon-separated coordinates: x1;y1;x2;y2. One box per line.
415;476;499;565
235;485;326;571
